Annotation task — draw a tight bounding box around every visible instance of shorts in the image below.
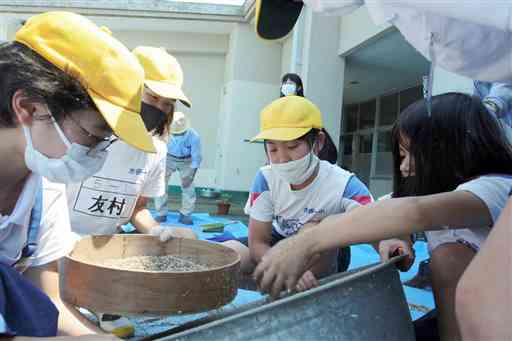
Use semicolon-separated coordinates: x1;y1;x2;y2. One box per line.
425;227;490;253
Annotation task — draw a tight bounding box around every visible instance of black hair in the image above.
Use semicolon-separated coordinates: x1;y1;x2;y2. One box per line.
263;128;337;164
278;73;338;164
0;42;96;127
280;73;305;97
154;103;175;137
318;129;338;164
392;92;512;197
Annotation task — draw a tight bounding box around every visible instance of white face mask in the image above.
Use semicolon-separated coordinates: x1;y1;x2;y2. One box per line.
281;83;297;96
24;116;109;184
270;146;320;185
302;0;363;16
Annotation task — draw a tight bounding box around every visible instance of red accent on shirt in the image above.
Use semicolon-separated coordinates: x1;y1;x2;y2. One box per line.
250;192;261;207
352;195;372;205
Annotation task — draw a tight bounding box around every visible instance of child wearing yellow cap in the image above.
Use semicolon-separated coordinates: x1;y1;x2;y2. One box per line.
0;11;151;339
65;46;196;338
225;96;372;291
253;94;512;341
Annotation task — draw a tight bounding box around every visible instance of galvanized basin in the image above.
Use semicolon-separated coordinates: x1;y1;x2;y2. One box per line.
146;257;414;341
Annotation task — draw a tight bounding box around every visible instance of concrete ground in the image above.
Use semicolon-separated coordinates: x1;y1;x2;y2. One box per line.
150;191;250;226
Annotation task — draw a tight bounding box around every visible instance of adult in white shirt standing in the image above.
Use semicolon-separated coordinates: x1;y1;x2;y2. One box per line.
65;46;197;338
155;111;202;225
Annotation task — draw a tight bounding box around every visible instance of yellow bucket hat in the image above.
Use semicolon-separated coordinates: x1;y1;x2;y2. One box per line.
251;96;323;142
15;11;155;153
132;46;191;108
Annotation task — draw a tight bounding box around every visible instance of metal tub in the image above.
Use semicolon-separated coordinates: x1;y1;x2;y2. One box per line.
146;257;414;341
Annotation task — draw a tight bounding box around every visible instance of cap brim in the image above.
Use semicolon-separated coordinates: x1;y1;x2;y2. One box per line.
250;127;312;142
256;0;303;41
145;80;191;108
89;92;156;153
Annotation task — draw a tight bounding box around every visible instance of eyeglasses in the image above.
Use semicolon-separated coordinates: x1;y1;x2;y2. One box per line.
66;114;118;152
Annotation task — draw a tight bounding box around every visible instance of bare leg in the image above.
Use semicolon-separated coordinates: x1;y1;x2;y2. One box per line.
430;243;475;341
456;199;512;341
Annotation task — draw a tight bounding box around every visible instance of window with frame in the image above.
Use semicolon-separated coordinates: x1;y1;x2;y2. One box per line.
339;85;422;184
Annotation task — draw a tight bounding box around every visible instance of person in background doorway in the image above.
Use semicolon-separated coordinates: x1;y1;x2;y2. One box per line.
65;46;196;338
280;73;338;164
155;112;202;225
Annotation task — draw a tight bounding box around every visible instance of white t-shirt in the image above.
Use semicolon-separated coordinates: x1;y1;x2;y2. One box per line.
425;175;512;252
245;161;373;237
66;137;167;237
0;174;74;269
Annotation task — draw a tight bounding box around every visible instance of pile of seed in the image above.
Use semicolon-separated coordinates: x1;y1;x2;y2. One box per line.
101;255;208;272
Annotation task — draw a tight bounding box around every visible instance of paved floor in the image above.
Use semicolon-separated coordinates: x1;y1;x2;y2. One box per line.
149;192;249;226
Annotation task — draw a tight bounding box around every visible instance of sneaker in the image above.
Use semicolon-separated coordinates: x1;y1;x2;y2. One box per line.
178;213;193;225
154;215;167;223
98;313;135;338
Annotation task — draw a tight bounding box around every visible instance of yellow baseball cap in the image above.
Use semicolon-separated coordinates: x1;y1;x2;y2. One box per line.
255;0;303;40
132;46;191;108
251;96;323;142
15;12;155;153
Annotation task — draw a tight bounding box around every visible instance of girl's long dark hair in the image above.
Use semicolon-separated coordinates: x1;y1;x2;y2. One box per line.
279;73;338;164
392;92;512;197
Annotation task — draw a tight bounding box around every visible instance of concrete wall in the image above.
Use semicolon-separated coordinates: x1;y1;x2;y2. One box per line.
281;36;293;76
173;52;226;186
338;6;391;56
302;8;345;148
215;23;281;191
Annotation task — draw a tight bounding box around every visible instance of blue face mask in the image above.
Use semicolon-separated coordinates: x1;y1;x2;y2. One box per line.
281;83;297;96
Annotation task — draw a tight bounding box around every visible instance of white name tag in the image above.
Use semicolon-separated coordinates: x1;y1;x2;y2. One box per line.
72;176;141;219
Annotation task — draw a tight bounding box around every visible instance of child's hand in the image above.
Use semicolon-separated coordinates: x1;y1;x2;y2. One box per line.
254;233;316;298
150;226;198;241
378;238;415;271
295;270;319;292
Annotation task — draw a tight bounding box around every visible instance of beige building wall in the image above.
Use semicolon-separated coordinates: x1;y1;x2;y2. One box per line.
215;22;281;192
302;8;345;149
338;6;391;56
